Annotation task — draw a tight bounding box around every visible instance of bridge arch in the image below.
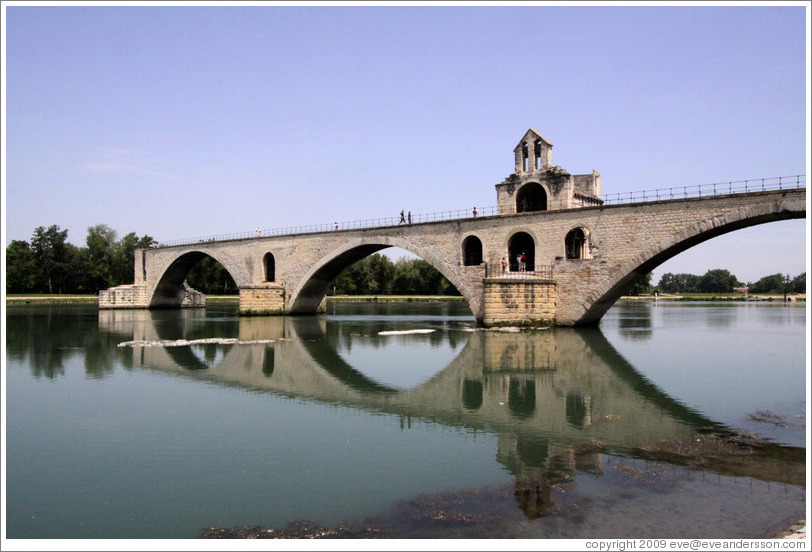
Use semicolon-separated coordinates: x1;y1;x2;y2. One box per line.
516;182;548;213
287;237;480;317
576;203;805;325
150;249;250;308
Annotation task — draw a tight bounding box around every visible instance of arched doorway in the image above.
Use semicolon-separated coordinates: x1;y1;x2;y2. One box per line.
508;232;535;272
516;182;547;213
565;228;590;259
263;252;276;282
462;236;483;266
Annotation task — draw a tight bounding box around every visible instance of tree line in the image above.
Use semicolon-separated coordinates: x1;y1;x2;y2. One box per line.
6;224;155;294
5;223;805;297
625;269;805;296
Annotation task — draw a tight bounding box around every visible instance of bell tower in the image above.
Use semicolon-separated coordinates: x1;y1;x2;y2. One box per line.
514;129;553;174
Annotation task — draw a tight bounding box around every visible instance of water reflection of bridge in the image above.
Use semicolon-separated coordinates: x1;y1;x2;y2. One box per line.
99;309;803;518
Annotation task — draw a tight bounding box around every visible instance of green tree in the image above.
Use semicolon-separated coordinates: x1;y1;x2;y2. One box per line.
657;272;701;293
31;225;72;293
749;273;786;294
332;254;455;295
112;232;155;285
5;240;37;293
85;224;118;290
186;256;238;295
697;269;739;293
626;273;653;296
790;272;805;294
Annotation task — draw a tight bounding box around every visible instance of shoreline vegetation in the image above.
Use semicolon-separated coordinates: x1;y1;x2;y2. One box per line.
5;293;806;305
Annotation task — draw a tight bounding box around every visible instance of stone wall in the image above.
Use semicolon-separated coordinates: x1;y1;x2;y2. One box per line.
239;283;285;314
99;284;149;309
482;278;556;326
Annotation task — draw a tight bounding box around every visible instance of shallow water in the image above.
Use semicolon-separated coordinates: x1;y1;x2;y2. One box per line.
4;300;807;539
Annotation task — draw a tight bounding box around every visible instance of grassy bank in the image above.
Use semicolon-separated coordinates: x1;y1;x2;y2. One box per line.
5;294;99;304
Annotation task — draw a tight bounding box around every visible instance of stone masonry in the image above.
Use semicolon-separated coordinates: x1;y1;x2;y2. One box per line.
482;278;556;326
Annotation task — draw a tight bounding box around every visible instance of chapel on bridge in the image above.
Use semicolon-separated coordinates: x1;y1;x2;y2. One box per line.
495;129;603;214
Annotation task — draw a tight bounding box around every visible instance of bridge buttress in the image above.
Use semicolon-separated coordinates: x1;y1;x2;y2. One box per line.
238;283;286;315
482;277;557;327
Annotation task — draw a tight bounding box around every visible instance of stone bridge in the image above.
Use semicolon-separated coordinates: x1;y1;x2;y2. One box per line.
100;129;806;326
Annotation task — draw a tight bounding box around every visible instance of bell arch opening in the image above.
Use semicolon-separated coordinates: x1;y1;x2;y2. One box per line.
151;251;238;307
516;182;547;213
462;236;483;266
565;227;591;259
508;232;536;272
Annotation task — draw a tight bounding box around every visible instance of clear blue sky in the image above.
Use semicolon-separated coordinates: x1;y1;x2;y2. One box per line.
3;3;809;285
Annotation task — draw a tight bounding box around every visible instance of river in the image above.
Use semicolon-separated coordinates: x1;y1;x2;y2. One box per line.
3;299;807;540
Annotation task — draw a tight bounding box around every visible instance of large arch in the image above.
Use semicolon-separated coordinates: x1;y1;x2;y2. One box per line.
287;237;478;317
462;235;484;266
149;250;247;308
263;252;276;282
516;182;548;213
574;209;806;325
508;232;536;272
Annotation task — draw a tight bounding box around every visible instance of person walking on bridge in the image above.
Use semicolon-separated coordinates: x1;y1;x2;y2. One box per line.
399;210;406;224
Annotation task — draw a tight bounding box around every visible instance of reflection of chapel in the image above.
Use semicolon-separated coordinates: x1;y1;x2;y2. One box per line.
495;129;602;214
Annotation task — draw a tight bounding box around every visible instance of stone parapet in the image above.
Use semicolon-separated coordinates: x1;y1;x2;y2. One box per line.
482;278;556;326
239;283;285;315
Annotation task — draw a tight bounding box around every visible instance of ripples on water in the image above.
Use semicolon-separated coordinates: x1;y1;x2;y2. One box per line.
4;300;807;540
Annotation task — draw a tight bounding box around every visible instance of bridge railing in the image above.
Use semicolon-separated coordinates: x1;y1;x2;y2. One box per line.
599;174;805;205
154;174;804;248
486;264;554;279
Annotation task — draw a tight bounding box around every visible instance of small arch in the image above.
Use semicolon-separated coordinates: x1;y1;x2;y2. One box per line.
462;235;483;266
263;252;275;282
565;227;591;259
508;232;535;272
516;182;547;213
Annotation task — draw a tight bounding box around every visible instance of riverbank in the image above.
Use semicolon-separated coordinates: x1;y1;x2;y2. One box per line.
5;294;99;304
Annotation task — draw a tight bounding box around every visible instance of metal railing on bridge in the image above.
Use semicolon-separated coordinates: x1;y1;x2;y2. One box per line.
485;264;554;279
154;174;805;248
599;174;805;205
